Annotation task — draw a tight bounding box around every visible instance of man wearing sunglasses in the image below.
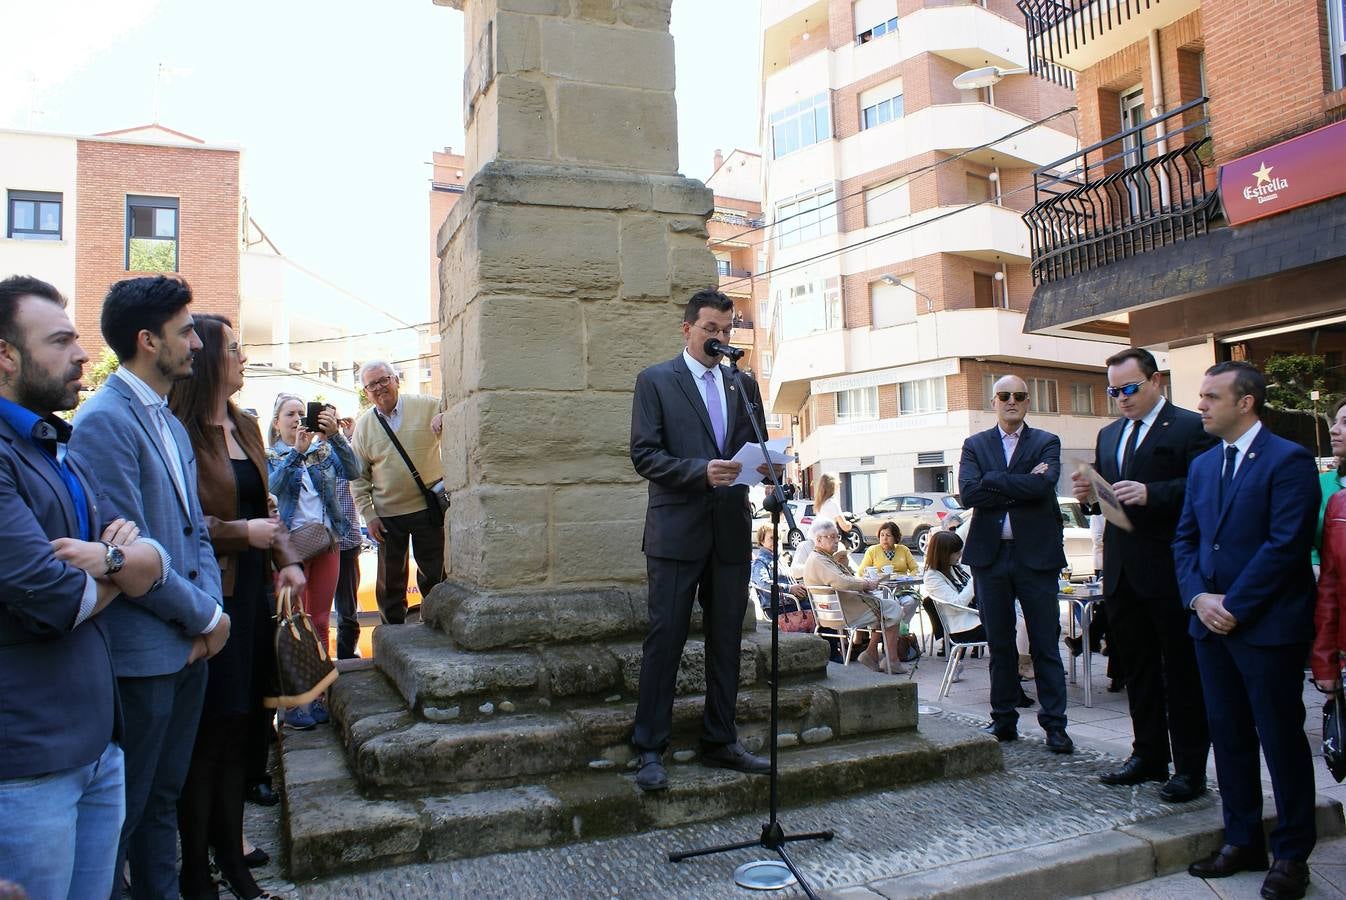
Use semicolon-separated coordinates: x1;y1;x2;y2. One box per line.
1071;348;1215;804
959;374;1073;752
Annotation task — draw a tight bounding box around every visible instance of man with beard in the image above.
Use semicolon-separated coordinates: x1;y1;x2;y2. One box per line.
0;275;174;898
72;275;229;900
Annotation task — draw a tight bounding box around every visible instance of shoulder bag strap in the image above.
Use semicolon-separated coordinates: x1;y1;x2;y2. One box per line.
374;411;436;504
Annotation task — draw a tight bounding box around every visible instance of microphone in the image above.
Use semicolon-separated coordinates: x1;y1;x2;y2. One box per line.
704;338;745;361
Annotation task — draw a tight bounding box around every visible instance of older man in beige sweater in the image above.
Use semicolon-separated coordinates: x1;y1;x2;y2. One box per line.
351;361;445;624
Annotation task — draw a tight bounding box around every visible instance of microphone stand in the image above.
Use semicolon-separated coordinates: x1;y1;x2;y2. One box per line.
668;349;834;898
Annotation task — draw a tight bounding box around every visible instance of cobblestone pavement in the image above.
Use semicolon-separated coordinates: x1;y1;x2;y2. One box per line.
239;625;1344;899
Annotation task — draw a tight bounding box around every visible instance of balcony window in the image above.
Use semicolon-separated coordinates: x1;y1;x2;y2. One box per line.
716;258;731;276
856;16;898;44
836;386;879;422
1029;378;1059;413
769;93;831;159
973;272;997;309
861;94;904;130
760;351;773;377
899;377;947;415
863;180;910;226
1071;383;1094;414
126;195;179;272
7;191;62;240
981;373;1008;410
778;277;842;340
966;173;995;204
871;275;916;329
775;187;835;249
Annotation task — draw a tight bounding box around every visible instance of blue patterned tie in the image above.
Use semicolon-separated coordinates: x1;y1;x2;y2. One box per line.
703;370;725;453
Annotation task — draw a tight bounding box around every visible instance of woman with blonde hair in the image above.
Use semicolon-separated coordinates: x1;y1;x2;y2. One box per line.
814;473;856;547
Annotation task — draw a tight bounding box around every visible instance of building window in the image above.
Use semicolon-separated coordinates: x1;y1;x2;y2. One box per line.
899;377;947;415
765;412;783;429
775;187;836;248
846;470;888;513
779;277;842;339
871;274;917;329
981;373;1007;410
1331;0;1346;90
7;191;62;240
863;180;910;226
836;386;879;422
1071;383;1094;414
1029;378;1059;413
760;351;773;377
126;195;179;272
758;300;769;324
856;16;898;44
973;272;997;308
715;257;731;276
966;173;995;204
861;93;904;130
769;93;832;159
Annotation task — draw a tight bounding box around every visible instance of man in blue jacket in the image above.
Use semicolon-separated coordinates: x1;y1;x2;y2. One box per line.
72;276;230;900
1174;361;1318;900
0;275;170;899
958;374;1072;753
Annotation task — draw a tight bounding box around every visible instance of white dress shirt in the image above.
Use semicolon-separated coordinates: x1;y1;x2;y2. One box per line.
1115;396;1166;474
1222;419;1263;479
999;425;1022;539
682;349;728;441
378;395;406;434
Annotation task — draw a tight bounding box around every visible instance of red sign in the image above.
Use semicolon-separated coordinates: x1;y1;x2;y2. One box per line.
1219;118;1346;226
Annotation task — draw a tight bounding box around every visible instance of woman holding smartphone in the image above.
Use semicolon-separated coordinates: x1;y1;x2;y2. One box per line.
267;394;359;728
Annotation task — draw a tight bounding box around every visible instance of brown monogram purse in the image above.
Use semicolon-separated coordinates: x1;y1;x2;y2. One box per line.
263;586;337;709
288;522;336;561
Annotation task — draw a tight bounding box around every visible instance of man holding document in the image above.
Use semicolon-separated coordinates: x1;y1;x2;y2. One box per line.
628;289;776;792
1071;348;1215;802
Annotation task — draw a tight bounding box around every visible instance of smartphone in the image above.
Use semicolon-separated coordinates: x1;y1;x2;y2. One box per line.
304;401;324;431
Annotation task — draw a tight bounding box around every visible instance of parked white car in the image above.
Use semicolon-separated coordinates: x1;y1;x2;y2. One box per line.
946;497;1096;577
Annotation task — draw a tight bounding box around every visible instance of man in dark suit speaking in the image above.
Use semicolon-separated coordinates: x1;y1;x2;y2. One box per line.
1072;348;1216;803
629;289;772;792
959;374;1073;753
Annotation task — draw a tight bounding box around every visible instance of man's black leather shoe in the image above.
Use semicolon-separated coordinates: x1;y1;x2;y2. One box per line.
700;742;770;774
1260;859;1310;900
1045;728;1074;754
1016;689;1035;708
635;751;669;792
1188;844;1268;878
980;722;1018;742
1099;756;1168;786
1159;773;1207;803
246;783;280;807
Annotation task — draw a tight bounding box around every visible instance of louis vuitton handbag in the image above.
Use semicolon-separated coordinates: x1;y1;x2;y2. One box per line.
289;522;336;561
264;585;338;709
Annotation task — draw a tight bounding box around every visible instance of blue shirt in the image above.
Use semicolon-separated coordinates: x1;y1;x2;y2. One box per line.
0;397;90;541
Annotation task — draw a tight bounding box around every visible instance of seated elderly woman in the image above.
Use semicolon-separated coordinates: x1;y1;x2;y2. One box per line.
803;519;916;674
751;524;810;609
855;521;918;577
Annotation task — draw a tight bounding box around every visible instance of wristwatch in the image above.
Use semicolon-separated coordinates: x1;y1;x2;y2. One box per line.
102;541;126;576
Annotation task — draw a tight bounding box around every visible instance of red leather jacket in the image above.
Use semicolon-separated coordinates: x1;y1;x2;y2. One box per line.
1313;491;1346;681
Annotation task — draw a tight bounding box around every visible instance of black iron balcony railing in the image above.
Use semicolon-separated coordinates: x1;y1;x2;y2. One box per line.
1024;97;1220;284
1017;0;1178;87
710;210;767;228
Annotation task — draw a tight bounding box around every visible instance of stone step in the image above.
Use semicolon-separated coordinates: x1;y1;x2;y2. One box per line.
372;622;830;722
280;713;1002;880
329;666;918;793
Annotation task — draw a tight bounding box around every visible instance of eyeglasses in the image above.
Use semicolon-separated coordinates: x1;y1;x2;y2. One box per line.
995;391;1029;403
815;531;839;541
363;375;395;392
696;323;734;339
1106;382;1143;399
225;342;241;355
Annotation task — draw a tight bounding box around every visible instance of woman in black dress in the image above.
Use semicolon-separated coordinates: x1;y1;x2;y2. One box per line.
168;315;305;899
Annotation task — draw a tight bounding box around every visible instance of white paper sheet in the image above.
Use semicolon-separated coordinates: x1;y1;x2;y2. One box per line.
730;438;794;487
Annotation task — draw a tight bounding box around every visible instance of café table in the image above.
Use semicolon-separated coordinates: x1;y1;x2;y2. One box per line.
1059;583;1104;708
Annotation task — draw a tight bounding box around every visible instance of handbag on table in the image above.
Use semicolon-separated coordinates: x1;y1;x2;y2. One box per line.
264;585;338;710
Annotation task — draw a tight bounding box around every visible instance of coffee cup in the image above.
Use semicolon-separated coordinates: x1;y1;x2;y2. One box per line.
865;567;879;577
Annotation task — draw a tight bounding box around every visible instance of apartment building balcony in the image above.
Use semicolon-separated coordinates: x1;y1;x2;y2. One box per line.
1024;97;1219;284
729;319;757;349
717;264;754;296
1017;0;1201;85
843;202;1030;268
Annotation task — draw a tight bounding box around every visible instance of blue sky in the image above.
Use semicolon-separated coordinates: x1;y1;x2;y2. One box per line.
1;0;760;322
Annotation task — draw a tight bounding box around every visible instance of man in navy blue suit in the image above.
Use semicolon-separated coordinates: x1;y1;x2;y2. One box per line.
0;275;171;899
1174;361;1318;900
959;374;1073;753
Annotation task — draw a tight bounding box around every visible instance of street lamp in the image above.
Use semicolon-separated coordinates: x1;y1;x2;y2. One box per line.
952;65;1030;91
879;273;937;312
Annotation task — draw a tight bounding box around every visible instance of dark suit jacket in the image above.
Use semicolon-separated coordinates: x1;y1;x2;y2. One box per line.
0;414;118;779
1086;401;1216;597
630;354;767;563
1173;424;1319;645
958;423;1066;572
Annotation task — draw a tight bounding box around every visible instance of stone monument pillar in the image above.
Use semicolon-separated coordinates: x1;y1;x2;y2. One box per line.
432;0;717;619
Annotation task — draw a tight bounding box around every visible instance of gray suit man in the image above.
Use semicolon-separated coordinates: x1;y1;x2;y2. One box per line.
71;276;229;900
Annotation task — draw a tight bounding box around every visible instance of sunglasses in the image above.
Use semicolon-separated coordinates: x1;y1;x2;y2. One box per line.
1106;382;1143;399
995;391;1029;403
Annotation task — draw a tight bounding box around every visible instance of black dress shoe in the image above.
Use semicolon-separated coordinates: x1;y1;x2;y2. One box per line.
246;783;280;807
700;742;770;774
1261;859;1310;900
1159;773;1207;803
980;722;1018;742
1016;689;1035;708
1099;756;1168;786
243;846;270;868
635;751;668;792
1045;728;1074;754
1188;843;1268;878
1107;677;1125;693
1065;635;1084;657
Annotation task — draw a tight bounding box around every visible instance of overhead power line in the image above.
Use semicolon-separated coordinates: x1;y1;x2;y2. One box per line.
245;352;437;380
243;321;436;348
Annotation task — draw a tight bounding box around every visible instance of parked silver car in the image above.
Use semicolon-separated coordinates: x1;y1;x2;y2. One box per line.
854;493;965;555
